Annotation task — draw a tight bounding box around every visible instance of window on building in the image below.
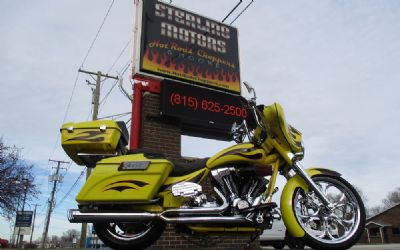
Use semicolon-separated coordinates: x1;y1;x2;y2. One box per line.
392;227;400;235
370;228;380;236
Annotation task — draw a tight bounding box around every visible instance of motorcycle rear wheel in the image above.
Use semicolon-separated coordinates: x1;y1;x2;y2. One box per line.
292;175;365;250
93;220;165;250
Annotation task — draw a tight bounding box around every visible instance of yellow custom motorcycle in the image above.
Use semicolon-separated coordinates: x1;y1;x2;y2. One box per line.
61;83;365;250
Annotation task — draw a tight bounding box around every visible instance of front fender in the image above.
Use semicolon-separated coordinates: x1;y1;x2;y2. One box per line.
280;168;341;238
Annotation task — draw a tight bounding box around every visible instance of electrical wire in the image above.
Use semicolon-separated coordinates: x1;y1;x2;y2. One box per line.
55;169;86;209
107;38;132;74
50;0;116;160
99;60;131;112
80;0;116;69
222;0;242;23
98;112;131;120
99;79;119;113
229;0;254;25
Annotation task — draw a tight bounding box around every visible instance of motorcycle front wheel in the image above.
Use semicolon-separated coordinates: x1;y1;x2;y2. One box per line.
292;175;365;250
93;220;165;250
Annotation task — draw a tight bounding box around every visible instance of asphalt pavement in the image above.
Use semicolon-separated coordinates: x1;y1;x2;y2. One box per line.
81;244;397;250
67;243;400;250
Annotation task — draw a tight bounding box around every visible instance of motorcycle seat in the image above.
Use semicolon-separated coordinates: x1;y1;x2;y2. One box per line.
170;158;209;177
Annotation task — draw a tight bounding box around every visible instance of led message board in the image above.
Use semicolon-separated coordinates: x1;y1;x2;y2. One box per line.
161;80;247;140
139;0;241;93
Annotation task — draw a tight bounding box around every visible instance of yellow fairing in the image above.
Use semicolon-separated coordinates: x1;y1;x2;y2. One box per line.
280;168;340;238
207;143;268;169
262;103;303;163
76;154;172;203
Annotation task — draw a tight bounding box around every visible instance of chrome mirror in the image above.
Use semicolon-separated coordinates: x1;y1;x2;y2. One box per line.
243;81;256;102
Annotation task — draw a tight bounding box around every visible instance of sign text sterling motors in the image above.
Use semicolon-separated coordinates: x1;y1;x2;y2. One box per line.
139;0;241;93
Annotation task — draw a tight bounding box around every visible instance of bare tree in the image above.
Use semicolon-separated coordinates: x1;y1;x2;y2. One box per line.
61;229;80;247
354;185;368;205
0;138;39;219
382;187;400;209
367;187;400;217
368;205;383;217
50;235;60;248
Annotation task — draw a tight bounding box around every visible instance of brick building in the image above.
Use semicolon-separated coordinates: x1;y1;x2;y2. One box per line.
359;203;400;244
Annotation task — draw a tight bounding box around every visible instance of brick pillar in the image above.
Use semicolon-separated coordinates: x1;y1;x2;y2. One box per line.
140;91;260;250
140;92;181;161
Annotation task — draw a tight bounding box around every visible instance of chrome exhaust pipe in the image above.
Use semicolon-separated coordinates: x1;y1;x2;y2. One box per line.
68;209;251;225
68;210;156;223
160;215;251;225
67;188;241;224
161;187;228;216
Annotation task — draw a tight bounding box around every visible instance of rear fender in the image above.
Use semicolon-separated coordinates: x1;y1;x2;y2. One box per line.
280;168;341;238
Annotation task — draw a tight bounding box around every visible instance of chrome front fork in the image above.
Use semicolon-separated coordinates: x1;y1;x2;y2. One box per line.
292;162;332;207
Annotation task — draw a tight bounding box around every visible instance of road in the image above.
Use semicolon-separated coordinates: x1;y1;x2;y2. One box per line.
260;243;400;250
68;243;400;250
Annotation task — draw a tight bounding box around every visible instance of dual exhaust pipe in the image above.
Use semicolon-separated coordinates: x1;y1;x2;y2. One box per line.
68;188;251;225
67;210;251;225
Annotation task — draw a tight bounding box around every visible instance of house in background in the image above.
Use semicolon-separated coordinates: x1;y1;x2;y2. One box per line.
359;203;400;244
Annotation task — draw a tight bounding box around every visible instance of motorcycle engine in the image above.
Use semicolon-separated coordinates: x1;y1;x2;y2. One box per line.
171;182;218;208
211;166;269;213
170;166;269;212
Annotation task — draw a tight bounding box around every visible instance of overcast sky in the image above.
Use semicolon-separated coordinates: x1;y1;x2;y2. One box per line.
1;0;400;242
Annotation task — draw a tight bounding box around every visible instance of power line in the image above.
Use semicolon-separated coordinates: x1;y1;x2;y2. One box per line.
222;0;242;23
55;169;86;209
99;60;131;112
50;1;117;160
99;79;119;108
98;112;131;120
107;38;132;74
229;0;254;25
80;0;116;69
120;60;131;76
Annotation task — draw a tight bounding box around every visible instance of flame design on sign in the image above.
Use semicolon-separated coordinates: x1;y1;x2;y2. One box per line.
142;47;240;92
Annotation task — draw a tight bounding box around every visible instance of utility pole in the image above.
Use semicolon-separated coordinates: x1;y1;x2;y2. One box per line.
78;69;118;248
41;160;69;249
29;204;39;245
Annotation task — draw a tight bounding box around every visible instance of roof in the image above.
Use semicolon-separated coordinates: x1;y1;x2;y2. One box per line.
366;221;392;227
367;202;400;221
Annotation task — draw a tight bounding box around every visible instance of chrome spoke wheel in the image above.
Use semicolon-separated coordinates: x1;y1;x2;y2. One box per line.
105;222;154;241
293;176;362;245
94;219;166;250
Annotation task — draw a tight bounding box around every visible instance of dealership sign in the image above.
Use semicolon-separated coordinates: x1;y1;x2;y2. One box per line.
15;211;33;227
161;80;247;140
137;0;241;93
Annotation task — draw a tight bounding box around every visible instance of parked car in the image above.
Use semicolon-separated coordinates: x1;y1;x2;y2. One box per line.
0;238;9;248
260;218;305;249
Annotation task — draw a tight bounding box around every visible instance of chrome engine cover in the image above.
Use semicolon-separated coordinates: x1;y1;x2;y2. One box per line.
172;182;202;197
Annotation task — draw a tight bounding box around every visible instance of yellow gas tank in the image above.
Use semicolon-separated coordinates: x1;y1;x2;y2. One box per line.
206;143;268;169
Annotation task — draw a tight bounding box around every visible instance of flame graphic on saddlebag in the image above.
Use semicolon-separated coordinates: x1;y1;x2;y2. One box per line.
103;180;149;192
